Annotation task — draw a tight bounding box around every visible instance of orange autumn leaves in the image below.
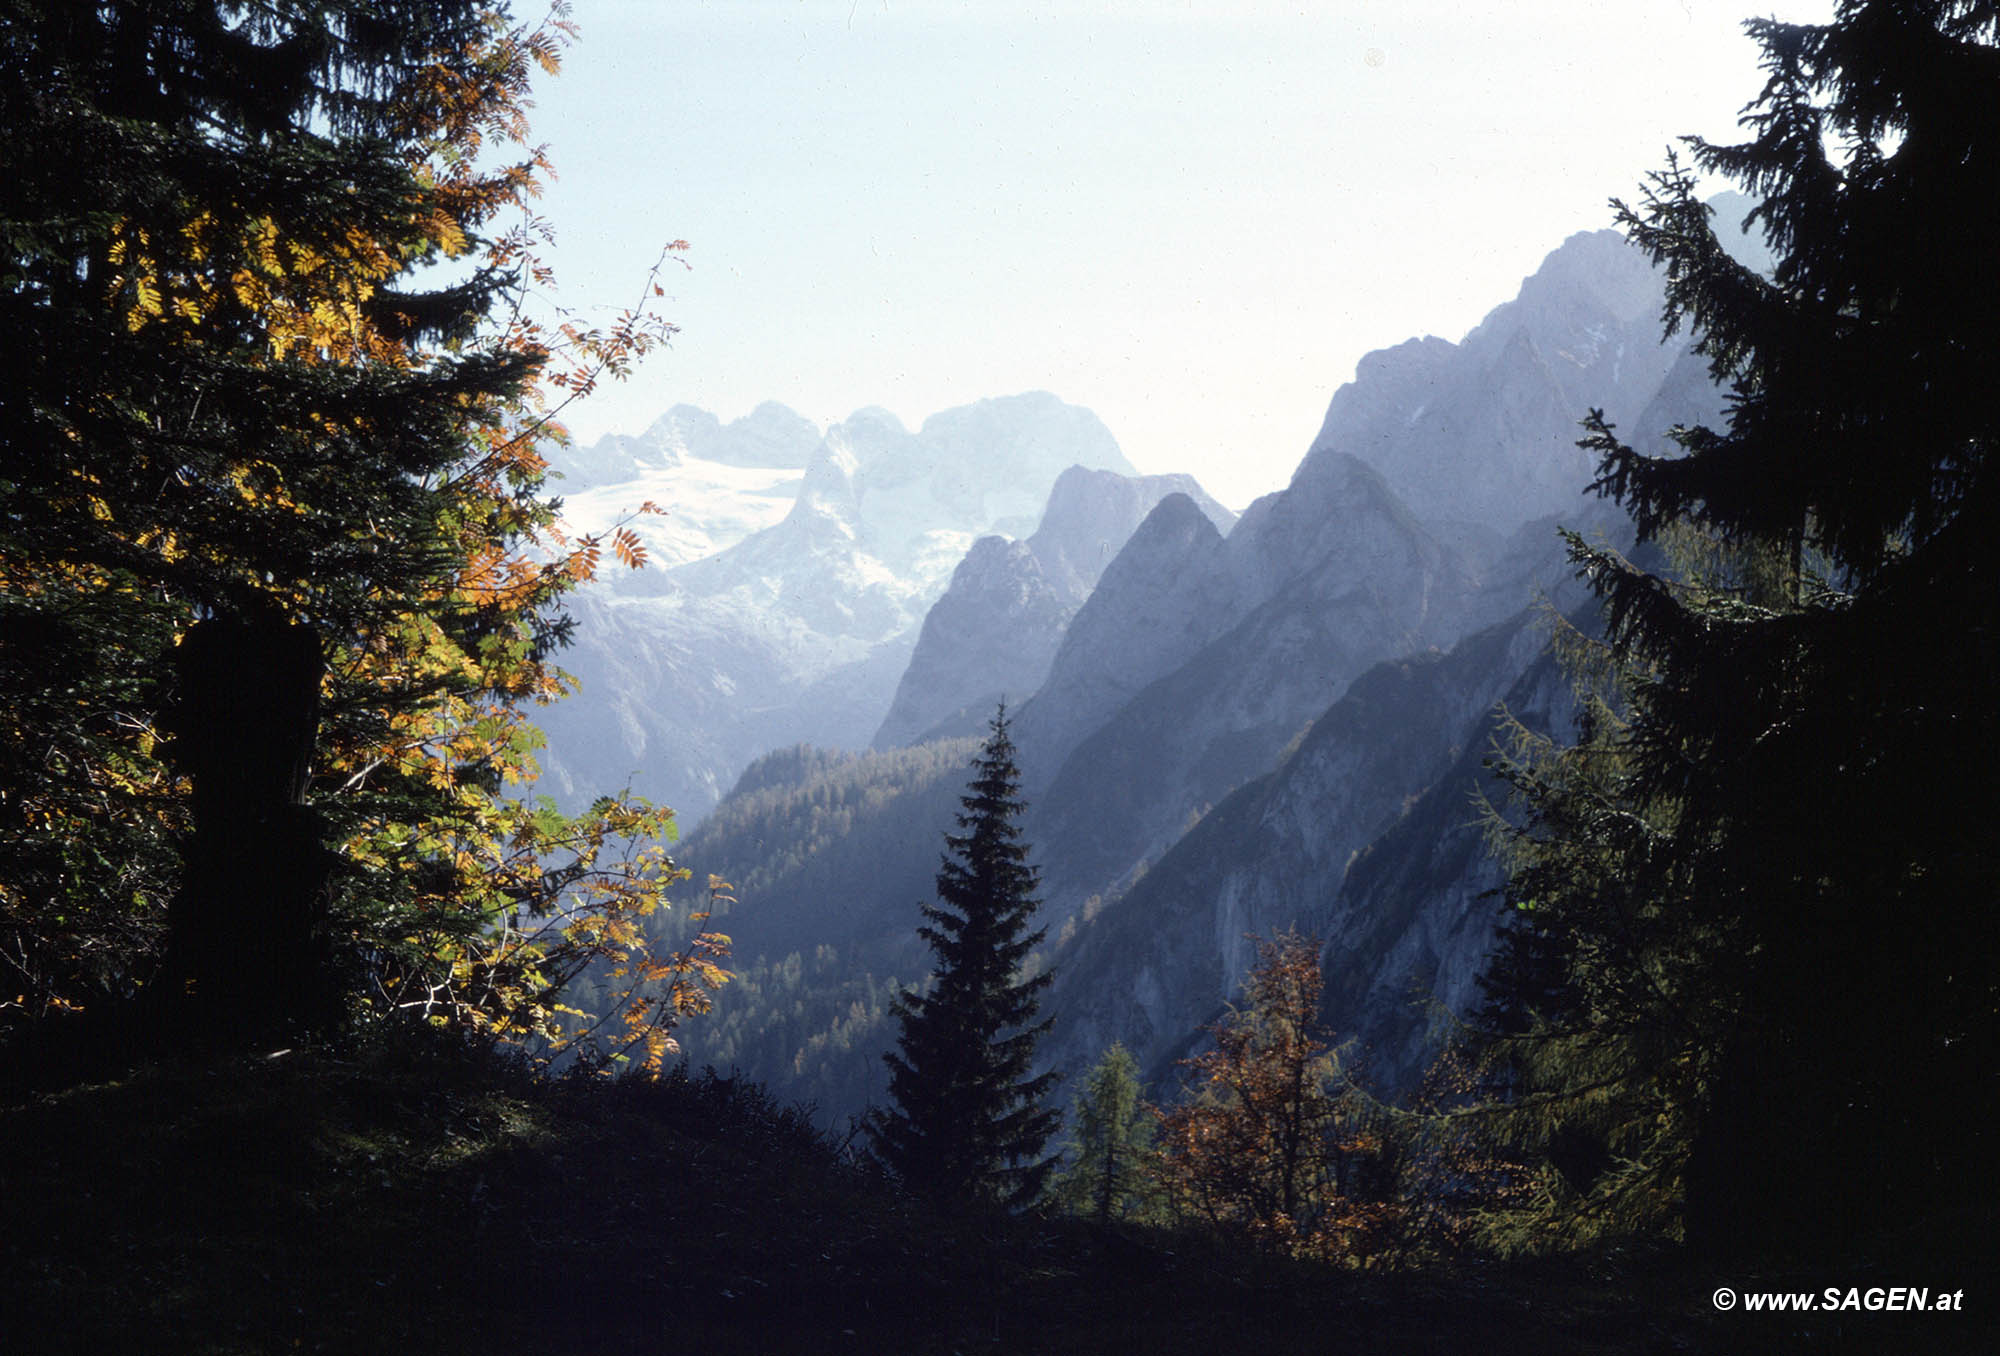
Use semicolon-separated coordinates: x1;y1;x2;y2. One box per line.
1150;932;1524;1265
300;6;717;1072
3;1;715;1070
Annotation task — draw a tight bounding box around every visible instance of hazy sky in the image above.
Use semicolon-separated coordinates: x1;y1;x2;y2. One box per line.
527;0;1826;509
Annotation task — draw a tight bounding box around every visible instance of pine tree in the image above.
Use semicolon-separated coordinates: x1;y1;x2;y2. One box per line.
1488;0;2000;1252
868;706;1058;1207
1049;1042;1162;1225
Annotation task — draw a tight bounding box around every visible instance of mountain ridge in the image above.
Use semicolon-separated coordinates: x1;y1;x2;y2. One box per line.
554;213;1738;1128
534;393;1183;820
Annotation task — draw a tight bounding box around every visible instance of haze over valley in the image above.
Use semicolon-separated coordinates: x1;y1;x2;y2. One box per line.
536;204;1755;1124
15;4;1991;1344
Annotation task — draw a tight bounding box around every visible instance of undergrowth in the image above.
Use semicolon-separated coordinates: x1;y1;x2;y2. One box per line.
3;1033;1986;1354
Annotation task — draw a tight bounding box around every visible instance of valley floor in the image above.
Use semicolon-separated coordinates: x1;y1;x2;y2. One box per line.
3;1045;1986;1355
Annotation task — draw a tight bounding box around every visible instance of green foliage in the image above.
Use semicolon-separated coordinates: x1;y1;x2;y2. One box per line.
1473;601;1727;1251
632;942;904;1121
1482;0;2000;1253
1048;1042;1165;1225
679;739;982;929
631;738;983;1124
869;707;1059;1207
0;0;703;1064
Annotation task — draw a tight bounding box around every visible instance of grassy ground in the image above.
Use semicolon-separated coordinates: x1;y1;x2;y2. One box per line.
4;1040;1989;1355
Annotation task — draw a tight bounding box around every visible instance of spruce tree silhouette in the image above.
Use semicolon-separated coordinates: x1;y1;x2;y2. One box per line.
1490;0;2000;1254
869;706;1058;1207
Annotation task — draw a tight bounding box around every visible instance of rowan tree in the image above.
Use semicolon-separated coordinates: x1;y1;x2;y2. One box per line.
868;706;1058;1207
0;0;716;1067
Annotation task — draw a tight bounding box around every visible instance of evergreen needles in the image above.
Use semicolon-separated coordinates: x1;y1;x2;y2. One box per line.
1480;0;2000;1255
869;706;1058;1207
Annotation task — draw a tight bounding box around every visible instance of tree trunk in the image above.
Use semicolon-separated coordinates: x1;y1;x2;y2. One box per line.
161;609;334;1038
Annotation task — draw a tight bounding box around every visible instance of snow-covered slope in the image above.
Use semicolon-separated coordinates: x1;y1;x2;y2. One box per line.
553;403;818;566
532;393;1135;820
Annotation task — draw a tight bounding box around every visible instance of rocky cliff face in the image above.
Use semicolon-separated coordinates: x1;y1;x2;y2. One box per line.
1022;462;1479;911
995;229;1694;921
1009;491;1243;784
1013;228;1722;1096
869;536;1071;750
871;468;1234;751
1036;610;1555;1094
1025;466;1237;603
1302;228;1681;537
1311;633;1581;1092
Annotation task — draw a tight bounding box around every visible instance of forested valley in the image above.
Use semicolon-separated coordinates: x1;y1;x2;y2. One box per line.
4;2;1994;1352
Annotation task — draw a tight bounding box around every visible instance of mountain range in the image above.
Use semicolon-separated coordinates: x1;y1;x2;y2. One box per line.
540;204;1748;1125
535;392;1146;820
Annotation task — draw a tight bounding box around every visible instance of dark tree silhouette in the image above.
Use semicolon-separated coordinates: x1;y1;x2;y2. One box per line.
869;706;1058;1207
160;606;334;1034
1488;0;2000;1254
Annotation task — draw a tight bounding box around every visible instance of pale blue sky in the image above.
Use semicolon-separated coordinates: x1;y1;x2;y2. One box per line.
527;0;1823;508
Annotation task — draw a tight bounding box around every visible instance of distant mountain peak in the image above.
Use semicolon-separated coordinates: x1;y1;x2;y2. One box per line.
1298;227;1682;535
536;391;1143;820
872;467;1233;754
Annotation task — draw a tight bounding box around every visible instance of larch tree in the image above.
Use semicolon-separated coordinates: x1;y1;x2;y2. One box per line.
0;0;720;1067
1484;0;2000;1253
1048;1041;1163;1225
1157;930;1378;1257
868;706;1058;1208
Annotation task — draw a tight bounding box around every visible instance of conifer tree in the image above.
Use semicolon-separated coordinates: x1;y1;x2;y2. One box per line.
1049;1042;1162;1225
868;706;1058;1207
1486;0;2000;1251
0;1;704;1063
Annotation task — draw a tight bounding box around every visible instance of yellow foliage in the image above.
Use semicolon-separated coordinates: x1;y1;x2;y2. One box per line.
4;0;706;1064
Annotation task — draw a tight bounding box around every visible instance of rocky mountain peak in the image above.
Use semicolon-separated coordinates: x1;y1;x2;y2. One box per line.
1296;228;1683;536
1074;491;1229;606
872;468;1234;753
1497;227;1663;333
1030;466;1236;599
869;537;1069;749
700;401;823;467
793;431;865;522
605;401;821;477
1011;491;1238;783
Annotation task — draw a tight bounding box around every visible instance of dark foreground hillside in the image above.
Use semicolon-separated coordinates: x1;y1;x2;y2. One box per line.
3;1044;1986;1355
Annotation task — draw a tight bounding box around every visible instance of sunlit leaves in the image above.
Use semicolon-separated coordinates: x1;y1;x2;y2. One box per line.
0;1;718;1061
1154;931;1388;1263
611;527;646;571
